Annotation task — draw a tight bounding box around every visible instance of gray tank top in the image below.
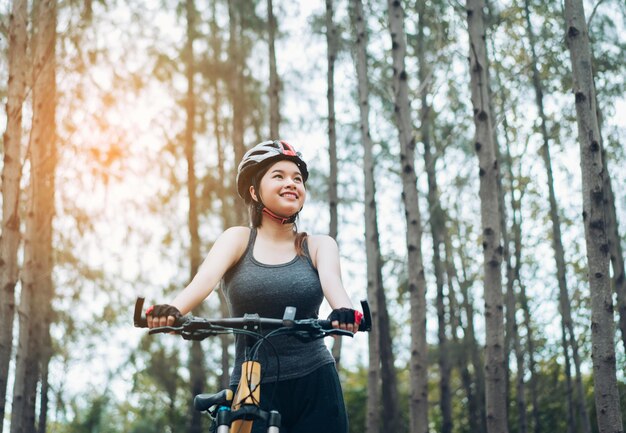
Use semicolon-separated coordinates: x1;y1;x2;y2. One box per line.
222;228;335;385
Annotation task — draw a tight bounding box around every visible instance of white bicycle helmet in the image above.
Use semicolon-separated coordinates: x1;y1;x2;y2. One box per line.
237;140;309;203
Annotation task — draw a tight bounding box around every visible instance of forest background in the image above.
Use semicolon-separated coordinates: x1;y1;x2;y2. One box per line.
0;0;625;433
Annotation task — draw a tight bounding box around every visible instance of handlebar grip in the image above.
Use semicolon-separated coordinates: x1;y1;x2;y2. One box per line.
317;319;333;330
134;297;148;328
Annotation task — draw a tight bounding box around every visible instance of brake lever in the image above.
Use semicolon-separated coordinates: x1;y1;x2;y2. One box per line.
148;325;184;335
324;329;354;338
181;329;228;341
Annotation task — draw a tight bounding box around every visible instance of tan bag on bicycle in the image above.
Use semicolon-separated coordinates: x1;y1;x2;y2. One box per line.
231;360;262;433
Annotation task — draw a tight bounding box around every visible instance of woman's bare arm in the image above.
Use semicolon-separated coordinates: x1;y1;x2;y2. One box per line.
148;226;249;327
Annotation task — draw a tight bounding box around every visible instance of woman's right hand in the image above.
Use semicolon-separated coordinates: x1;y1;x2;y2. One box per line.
146;304;183;328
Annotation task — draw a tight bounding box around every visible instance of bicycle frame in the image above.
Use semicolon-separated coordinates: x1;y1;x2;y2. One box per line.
134;297;372;432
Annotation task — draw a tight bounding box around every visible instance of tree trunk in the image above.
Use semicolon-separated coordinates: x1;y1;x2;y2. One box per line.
444;232;483;433
521;1;592;431
564;1;623;432
590;28;626;367
455;225;488;433
184;0;200;308
507;152;539;433
184;2;206;432
208;1;233;390
513;231;539;433
499;128;527;433
325;0;342;368
38;330;53;433
387;1;427;432
513;322;527;433
503;192;518;430
415;2;451;432
267;0;280;138
487;34;519;429
0;1;28;430
601;145;626;354
11;1;57;432
465;1;508;432
560;316;576;433
349;2;381;431
228;0;247;223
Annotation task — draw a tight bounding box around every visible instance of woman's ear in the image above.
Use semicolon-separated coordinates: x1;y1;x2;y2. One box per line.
249;185;258;202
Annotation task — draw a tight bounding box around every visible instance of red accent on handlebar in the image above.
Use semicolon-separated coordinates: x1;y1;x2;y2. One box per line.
355;310;363;326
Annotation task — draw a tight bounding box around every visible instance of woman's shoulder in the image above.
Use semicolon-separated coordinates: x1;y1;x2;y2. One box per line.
222;225;252;238
304;234;339;265
216;226;251;256
211;226;250;269
306;233;337;247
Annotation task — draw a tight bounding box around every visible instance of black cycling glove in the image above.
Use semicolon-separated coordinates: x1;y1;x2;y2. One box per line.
146;304;183;325
328;308;363;326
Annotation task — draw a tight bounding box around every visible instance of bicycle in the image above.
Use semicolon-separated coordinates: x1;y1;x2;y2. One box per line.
133;297;372;433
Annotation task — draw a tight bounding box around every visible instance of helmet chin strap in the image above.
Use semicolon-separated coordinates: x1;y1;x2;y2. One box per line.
254;200;300;225
262;207;298;224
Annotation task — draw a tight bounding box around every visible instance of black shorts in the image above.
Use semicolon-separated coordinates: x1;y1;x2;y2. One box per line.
248;362;348;433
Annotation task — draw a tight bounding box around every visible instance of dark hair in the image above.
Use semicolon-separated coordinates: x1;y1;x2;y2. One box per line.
247;163;308;256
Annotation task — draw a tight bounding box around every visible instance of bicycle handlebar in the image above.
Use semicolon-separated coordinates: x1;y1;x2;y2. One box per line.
133;297;372;340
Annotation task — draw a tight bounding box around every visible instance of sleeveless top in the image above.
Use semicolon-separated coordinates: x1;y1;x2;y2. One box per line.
222;228;335;385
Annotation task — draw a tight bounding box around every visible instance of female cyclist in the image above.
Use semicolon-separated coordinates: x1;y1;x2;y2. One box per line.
146;140;361;433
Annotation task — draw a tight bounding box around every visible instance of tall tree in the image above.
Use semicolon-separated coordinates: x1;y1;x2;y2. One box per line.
415;2;451;432
387;1;427;432
444;231;484;433
603;147;626;353
325;0;342;367
207;0;233;390
228;0;247;222
349;1;381;431
563;0;623;432
0;1;28;430
11;1;58;432
38;330;53;433
489;32;537;432
484;14;519;427
502;149;525;433
521;1;592;431
325;0;338;242
510;191;540;433
267;0;280;138
183;2;206;432
465;1;508;432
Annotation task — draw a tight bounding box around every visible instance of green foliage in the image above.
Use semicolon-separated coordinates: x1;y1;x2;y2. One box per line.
341;353;622;433
57;395;117;433
342;367;368;433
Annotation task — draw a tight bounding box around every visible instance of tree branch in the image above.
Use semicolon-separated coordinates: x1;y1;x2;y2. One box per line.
587;0;608;29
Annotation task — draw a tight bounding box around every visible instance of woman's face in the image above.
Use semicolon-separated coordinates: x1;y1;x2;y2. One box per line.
251;160;306;217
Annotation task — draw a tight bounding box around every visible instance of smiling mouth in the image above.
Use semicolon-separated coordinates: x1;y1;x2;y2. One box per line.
281;193;298;199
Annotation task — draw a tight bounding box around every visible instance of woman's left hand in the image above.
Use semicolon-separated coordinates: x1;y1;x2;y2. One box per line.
328;308;363;334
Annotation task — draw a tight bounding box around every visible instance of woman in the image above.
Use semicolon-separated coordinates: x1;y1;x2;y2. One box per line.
146;140;361;433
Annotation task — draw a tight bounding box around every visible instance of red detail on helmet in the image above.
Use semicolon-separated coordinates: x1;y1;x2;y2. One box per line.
279;140;297;156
